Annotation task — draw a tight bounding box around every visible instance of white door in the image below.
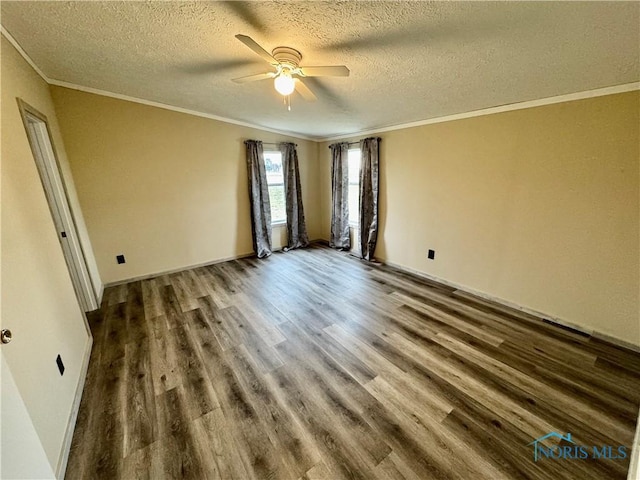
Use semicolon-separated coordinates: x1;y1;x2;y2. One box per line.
1;350;55;479
18;100;97;312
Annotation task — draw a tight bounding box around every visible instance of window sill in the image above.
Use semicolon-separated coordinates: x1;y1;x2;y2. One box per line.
272;221;287;227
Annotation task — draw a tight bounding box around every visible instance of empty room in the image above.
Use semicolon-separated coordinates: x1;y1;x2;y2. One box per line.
1;1;639;479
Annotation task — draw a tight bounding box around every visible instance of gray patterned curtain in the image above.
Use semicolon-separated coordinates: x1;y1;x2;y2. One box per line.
329;142;351;250
245;140;272;258
280;142;309;250
359;137;381;261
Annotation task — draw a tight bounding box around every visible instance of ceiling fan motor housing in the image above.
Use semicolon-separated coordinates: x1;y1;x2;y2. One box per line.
272;46;302;71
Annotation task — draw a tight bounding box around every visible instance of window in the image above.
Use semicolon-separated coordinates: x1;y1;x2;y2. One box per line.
348;148;361;226
264;151;286;224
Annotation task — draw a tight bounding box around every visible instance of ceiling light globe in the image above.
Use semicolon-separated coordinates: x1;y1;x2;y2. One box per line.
274;72;295;96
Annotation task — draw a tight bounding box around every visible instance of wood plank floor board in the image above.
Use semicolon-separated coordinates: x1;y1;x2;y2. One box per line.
141;277;165;319
290;319;378;385
218;305;284;373
397;307;638;424
186;308;289;479
169;271;202;312
275;322;393;467
153;386;209;479
189;407;252;480
194;266;235;309
392;290;601;370
361;377;511;480
392;331;633;478
431;331;633;443
68;356;126;479
450;289;592;346
595;354;640;380
123;337;157;457
499;340;640;404
196;295;241;351
442;406;571;480
233;292;287;346
67;246;640;480
389;300;638;420
100;302;127;365
124;280;147;344
401;329;626;450
267;366;378;480
158;284;183;327
206;263;240;295
393;295;506;347
168;317;220;419
225;343;322;479
324;323;408;379
106;283;128;306
388;331;561;441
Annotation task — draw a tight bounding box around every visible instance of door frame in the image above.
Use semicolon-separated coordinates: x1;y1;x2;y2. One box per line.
17;98;98;312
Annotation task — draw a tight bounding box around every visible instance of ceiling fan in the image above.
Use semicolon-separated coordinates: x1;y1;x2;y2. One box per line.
232;34;350;107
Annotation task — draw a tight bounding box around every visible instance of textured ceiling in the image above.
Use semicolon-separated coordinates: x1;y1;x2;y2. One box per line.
2;1;639;139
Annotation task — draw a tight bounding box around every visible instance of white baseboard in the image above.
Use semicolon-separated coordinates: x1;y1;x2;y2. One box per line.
380;259;640;354
55;334;93;479
103;252;256;288
96;283;105;307
103;240;327;288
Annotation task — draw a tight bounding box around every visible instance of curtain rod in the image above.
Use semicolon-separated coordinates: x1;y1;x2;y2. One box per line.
262;142;297;147
327;141;358;148
328;138;381;148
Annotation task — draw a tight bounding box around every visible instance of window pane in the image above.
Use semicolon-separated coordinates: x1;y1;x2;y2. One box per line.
348;184;359;225
264;152;284;185
268;184;286;223
264;151;286;223
348;149;360;183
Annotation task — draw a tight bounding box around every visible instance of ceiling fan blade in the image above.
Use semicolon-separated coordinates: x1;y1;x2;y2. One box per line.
235;34;279;65
294;79;317;102
232;71;277;83
299;65;350;77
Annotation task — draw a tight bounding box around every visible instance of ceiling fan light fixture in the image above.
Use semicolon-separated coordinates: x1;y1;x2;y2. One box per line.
274;71;295;96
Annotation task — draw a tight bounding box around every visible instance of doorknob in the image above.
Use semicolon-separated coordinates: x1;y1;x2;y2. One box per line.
1;329;12;344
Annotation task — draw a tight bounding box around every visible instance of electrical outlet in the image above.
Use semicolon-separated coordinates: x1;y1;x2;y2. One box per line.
56;354;65;376
427;249;435;260
116;254;125;264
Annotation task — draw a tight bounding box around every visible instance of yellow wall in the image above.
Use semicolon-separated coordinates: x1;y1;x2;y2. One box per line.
50;87;321;284
320;92;640;347
1;35;95;472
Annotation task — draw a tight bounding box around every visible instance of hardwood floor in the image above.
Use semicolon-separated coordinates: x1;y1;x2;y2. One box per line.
66;244;640;480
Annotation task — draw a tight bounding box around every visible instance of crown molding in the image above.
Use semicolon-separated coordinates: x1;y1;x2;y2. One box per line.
1;26;50;82
317;82;640;142
4;25;638;144
46;79;318;141
1;26;315;142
